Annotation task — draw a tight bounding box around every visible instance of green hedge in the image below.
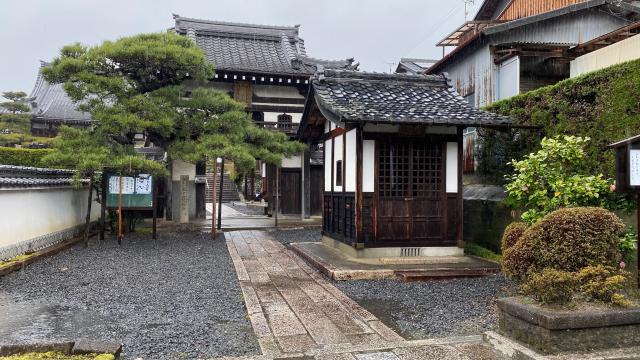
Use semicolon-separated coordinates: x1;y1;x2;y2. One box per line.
478;58;640;184
0;147;53;167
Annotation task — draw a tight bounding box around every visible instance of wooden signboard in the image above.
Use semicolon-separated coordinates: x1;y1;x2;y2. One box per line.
106;174;153;209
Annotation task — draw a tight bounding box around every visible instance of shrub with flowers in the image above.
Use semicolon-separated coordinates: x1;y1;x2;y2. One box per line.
504;136;630;225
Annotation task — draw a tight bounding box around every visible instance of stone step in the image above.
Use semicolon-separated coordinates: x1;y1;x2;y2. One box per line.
395;268;500;282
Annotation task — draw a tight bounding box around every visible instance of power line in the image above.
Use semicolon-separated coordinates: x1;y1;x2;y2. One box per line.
400;1;465;59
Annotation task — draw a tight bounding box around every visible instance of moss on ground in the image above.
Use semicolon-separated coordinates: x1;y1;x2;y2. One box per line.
465;243;503;263
0;254;35;267
0;352;114;360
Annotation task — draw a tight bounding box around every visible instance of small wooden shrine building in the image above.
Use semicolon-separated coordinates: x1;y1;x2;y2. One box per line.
298;70;511;256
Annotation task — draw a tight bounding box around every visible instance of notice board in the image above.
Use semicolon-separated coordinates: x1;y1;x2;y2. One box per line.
106;174;153;209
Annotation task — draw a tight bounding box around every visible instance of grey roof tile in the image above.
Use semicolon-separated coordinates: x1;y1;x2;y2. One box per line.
312;70;511;126
173;15;358;76
0;165;88;188
28;62;92;123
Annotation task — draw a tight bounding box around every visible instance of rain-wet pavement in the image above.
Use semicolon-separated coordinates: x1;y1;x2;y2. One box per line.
0;230;259;360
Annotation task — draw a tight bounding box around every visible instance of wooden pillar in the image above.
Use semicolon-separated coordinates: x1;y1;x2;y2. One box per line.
302;144;312;219
355;125;364;244
342;130;347;237
457;126;464;248
300;149;306;221
99;173;106;241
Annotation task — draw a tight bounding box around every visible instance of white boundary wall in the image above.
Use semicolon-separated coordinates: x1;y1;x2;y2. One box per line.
0;186;100;260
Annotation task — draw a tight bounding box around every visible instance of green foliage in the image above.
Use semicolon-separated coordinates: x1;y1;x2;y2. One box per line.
577;265;632;306
504;135;629;224
479;58;640;184
619;227;637;264
521;268;577;305
465;243;503;263
0;147;53;167
163;86;306;173
42;32;304;181
503;207;625;280
0;91;30;114
501;222;527;253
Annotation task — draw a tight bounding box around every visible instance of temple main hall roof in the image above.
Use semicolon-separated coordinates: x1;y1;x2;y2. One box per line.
173;15;358;77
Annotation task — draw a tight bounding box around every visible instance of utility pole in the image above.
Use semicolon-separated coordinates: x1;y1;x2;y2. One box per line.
464;0;475;21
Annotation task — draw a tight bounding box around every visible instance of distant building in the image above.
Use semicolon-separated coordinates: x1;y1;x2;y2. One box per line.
26;62;92;137
172;15;358;219
395;58;437;74
427;0;640;107
426;0;640;173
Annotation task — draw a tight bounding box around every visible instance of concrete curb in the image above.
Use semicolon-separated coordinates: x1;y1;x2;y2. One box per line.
483;331;546;360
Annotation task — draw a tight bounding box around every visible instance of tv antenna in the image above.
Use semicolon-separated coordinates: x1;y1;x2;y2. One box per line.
464;0;475;21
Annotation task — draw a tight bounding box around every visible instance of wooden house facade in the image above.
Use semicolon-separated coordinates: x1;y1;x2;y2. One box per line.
298;71;510;256
173;15;357;218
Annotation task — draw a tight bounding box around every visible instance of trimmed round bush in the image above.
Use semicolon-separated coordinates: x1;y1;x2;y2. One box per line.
503;207;624;280
521;268;577;305
501;222;527;253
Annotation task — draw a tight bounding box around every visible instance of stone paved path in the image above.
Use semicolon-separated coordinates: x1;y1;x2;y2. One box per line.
221;230;506;360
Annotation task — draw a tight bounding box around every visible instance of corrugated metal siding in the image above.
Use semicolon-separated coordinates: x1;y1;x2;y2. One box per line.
444;44;496;107
490;9;630;45
571;34;640;77
499;0;588;21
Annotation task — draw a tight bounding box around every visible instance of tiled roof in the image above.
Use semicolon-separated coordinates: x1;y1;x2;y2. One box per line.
395;58;438;75
0;165;87;188
28;62;92;123
173;15;358;76
312;70;511;126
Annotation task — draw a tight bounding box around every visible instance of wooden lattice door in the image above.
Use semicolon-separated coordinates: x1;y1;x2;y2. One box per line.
377;140;444;245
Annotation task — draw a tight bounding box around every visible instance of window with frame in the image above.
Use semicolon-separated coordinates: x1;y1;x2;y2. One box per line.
277;113;292;130
335;160;343;187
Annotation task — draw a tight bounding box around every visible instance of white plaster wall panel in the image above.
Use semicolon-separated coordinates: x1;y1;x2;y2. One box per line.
571;35;640;77
345;129;357;192
498;56;520;100
324;139;332;191
264;112;302;123
324;120;331;134
172;159;196;181
0;188;100;249
333;135;343;192
261;163;267;177
363;140;375;192
281;155;302;169
254;85;305;99
446;142;458;193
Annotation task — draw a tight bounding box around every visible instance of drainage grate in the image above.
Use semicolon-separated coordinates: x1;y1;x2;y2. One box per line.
400;247;421;257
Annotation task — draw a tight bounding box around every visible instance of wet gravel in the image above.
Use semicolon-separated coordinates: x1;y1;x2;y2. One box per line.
268;228;322;245
0;231;259;360
334;275;515;339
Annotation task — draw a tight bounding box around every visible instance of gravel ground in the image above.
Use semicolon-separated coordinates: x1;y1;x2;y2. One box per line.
334;275;515;339
227;202;266;216
0;231;259;360
268;228;321;245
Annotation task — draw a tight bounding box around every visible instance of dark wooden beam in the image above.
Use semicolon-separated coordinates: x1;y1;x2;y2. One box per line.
355;125;364;244
457;126;464;248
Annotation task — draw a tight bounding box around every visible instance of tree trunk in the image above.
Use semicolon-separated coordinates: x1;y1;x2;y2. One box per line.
211;161;218;240
84;177;94;247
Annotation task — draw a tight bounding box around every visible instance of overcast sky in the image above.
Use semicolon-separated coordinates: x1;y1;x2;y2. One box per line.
0;0;482;94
